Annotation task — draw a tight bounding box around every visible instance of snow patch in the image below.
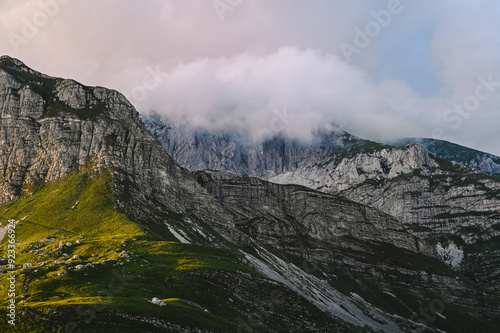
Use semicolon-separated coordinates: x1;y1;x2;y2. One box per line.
436;312;446;319
436;242;463;268
165;224;190;243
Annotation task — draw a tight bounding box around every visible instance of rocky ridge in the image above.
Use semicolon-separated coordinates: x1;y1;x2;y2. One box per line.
391;137;500;177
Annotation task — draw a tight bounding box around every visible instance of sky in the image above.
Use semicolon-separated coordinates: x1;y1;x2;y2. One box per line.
1;0;500;155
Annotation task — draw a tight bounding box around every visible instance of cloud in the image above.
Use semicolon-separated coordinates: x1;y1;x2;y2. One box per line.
133;47;437;144
0;0;499;154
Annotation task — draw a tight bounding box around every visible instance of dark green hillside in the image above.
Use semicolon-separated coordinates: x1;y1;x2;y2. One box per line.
0;167;352;333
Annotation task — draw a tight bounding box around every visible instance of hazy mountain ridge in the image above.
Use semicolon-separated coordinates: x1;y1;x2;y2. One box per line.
142;113;390;179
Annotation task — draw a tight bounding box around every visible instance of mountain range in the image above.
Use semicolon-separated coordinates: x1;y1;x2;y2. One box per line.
143;114;500;289
0;56;499;332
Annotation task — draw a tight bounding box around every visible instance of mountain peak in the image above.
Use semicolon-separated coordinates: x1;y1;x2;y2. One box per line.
0;55;25;67
0;55;49;81
0;56;139;122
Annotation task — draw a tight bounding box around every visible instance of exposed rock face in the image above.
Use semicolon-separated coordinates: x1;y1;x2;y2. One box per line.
274;144;500;289
266;144;500;238
0;56;238;243
270;144;438;191
196;170;500;324
328;151;500;289
143;113;366;178
144;114;500;289
196;170;423;254
391;137;500;177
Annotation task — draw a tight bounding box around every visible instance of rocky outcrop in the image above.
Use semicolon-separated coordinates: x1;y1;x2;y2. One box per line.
143;113;371;178
196;170;423;254
196;170;500;324
263;146;500;290
391;137;500;177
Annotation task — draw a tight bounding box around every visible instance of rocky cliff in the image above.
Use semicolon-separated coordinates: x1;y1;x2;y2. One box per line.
144;114;500;290
267;144;500;289
391;137;500;177
195;171;500;326
0;56;241;244
195;170;423;253
142;113;379;178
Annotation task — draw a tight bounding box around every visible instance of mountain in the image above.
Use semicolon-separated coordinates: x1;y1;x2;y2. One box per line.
0;55;347;332
144;114;500;291
0;56;499;332
390;137;500;177
142;113;390;179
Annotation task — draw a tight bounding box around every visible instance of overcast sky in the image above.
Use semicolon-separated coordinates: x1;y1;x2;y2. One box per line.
1;0;500;154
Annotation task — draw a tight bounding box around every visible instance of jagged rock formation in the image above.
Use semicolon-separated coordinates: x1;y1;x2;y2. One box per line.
196;171;500;324
195;170;423;254
391;137;500;177
143;113;373;178
267;144;500;289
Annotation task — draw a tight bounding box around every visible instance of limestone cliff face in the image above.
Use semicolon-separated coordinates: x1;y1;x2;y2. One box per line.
195;170;500;322
268;143;500;238
252;144;500;290
391;137;500;177
268;144;500;288
270;144;438;191
326;150;500;289
196;170;422;254
143;114;360;178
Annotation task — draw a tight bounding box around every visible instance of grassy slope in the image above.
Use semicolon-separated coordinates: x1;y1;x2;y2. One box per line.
0;168;354;332
0;169;228;331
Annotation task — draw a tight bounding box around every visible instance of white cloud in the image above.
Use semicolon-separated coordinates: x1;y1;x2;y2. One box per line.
134;47;439;144
0;0;499;154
